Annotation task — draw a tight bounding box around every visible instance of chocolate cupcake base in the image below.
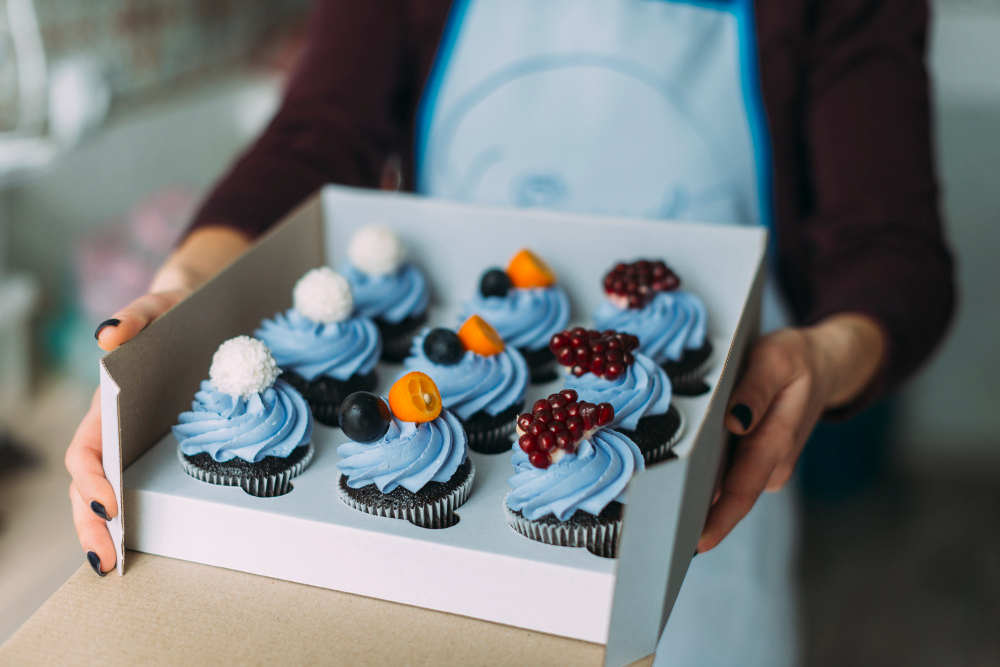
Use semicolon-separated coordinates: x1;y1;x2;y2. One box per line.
376;313;428;363
504;497;623;559
615;405;685;466
462;402;523;455
282;370;379;427
338;458;475;529
519;346;559;384
661;339;714;396
178;443;314;498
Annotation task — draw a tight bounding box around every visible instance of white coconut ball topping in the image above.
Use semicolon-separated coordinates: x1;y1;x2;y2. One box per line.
293;267;353;324
209;336;281;399
348;225;404;276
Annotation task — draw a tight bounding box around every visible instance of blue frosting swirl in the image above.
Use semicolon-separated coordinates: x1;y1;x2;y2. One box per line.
592;290;707;365
173;379;313;463
564;353;672;431
403;329;529;420
337;408;468;494
461;285;570;351
341;262;430;324
255;309;381;382
507;428;644;521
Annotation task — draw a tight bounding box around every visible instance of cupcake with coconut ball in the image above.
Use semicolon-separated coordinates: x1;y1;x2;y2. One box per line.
592;259;711;394
461;249;570;383
403;314;529;454
505;390;643;558
337;372;473;529
173;336;314;498
341;225;430;362
255;267;381;426
551;328;683;465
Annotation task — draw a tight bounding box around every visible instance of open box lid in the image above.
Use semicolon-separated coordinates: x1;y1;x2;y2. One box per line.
98;186;766;667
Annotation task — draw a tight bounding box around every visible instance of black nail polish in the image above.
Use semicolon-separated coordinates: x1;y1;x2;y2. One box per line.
94;318;121;340
692;549;699;559
731;403;752;430
87;551;106;577
90;500;110;521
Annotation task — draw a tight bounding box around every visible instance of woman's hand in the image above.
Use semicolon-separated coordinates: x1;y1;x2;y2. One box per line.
65;226;250;575
697;313;886;553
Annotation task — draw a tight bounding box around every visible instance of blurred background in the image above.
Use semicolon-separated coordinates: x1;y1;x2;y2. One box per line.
0;0;996;662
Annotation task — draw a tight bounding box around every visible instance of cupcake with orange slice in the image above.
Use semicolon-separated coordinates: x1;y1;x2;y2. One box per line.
403;315;529;454
336;372;473;529
461;249;570;384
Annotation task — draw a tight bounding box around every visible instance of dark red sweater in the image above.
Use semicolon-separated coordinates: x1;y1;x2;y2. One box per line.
191;0;955;410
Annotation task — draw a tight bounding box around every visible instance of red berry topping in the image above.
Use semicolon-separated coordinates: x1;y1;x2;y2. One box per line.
549;329;640;379
514;391;615;469
603;259;680;309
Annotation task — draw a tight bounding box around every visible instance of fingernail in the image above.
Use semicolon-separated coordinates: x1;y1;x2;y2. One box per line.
692;549;699;559
90;500;110;521
87;551;106;577
94;318;121;341
731;403;752;431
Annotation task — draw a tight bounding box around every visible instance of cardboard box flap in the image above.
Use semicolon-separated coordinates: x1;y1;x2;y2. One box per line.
99;195;326;573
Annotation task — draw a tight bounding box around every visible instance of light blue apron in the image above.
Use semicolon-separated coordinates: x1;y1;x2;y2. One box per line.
416;1;798;664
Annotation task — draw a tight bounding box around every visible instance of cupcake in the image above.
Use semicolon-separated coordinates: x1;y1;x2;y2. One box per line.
341;225;430;362
592;260;711;393
173;336;314;498
461;249;570;384
403;315;529;454
505;391;644;558
551;328;684;465
337;372;474;529
256;267;381;426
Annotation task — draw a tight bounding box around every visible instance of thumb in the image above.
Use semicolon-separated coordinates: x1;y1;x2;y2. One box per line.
725;332;804;435
95;289;190;351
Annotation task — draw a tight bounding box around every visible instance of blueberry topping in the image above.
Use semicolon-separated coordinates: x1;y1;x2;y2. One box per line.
423;328;465;366
339;392;392;443
480;268;512;298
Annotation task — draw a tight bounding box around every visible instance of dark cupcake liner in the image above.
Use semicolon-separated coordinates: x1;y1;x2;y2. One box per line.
519;346;559;384
338;458;475;529
661;339;714;391
503;496;623;558
462;402;523;455
376;313;428;363
178;443;314;498
282;370;379;427
614;404;685;466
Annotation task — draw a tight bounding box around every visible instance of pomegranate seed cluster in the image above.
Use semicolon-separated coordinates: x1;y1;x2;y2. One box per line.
516;389;614;469
603;259;680;309
549;327;640;380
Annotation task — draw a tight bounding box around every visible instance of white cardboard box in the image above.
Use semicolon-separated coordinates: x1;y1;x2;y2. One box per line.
100;186;766;667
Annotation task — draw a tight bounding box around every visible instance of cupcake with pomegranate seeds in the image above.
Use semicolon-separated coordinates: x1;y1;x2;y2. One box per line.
592;259;711;394
341;225;430;362
461;249;570;384
551;328;683;465
255;267;381;426
336;372;473;529
505;390;644;558
403;315;529;454
173;337;314;498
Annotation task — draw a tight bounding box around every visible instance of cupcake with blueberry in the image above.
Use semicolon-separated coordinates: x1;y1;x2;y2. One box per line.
255;267;381;426
173;337;314;498
461;249;570;384
337;372;473;529
551;328;683;465
403;315;529;454
341;225;430;362
592;260;711;393
505;391;644;558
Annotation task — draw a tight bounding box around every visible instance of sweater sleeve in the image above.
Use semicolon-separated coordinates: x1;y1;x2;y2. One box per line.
188;0;409;238
796;0;956;411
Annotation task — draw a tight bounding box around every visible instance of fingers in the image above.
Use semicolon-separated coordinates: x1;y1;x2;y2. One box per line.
71;482;116;575
95;289;188;351
724;332;807;435
699;376;811;553
65;390;118;521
